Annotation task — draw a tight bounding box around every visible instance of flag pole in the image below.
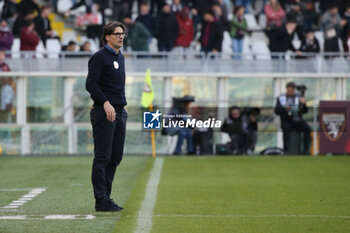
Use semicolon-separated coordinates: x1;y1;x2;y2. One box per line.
149;103;156;158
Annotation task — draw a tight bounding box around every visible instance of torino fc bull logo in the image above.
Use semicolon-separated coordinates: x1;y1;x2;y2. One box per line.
321;113;346;141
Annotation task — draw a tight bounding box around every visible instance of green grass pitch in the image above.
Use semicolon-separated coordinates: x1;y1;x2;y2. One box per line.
0;155;350;233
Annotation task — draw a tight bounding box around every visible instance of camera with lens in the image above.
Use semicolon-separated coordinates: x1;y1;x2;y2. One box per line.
296;85;307;97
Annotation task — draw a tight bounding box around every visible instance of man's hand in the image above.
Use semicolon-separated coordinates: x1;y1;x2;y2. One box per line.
300;97;306;104
285;105;291;111
103;101;116;122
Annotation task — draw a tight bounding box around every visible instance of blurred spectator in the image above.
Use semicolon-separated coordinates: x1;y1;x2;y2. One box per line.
320;4;345;54
34;6;59;47
0;50;14;122
230;6;248;60
67;0;104;47
297;30;320;57
155;4;179;51
287;2;305;42
216;0;229;21
269;20;297;58
123;14;151;51
136;2;157;37
212;2;230;31
0;50;10;72
265;0;286;30
112;0;131;22
62;40;77;51
20;20;40;52
174;7;194;53
171;0;183;14
150;0;166;16
300;0;318;31
80;41;92;52
235;0;251;13
341;5;350;52
1;0;18;29
0;20;14;51
199;10;223;54
13;12;35;37
17;0;39;17
221;106;257;155
274;82;310;155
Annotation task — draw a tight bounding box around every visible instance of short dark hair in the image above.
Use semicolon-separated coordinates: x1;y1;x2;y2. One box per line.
286;82;296;88
101;21;125;45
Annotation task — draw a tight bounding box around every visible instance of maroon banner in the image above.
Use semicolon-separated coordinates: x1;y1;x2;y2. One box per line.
319;101;350;154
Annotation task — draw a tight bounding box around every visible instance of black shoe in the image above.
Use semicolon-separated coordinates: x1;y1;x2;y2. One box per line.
108;199;123;211
95;200;121;212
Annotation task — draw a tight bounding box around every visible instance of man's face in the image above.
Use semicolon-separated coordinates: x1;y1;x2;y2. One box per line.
204;13;213;22
42;8;51;17
123;17;132;26
162;5;171;14
329;7;338;16
0;20;7;28
0;52;5;62
306;32;314;40
231;109;241;119
106;26;124;49
287;87;295;96
140;5;149;15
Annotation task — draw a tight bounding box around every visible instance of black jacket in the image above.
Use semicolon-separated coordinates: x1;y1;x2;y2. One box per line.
86;47;127;106
34;16;52;43
269;26;296;52
136;13;157;37
299;38;320;53
155;12;179;42
199;20;223;52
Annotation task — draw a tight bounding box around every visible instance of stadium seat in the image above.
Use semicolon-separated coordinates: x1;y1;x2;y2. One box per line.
57;0;73;13
11;38;20;58
244;14;261;31
36;40;46;58
252;40;270;60
222;31;232;59
149;38;158;53
314;31;324;51
258;14;267;28
251;31;268;45
62;30;77;45
87;39;99;52
46;39;61;58
243;36;253;60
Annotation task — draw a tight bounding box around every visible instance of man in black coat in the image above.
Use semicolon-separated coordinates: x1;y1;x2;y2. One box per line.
34;6;58;47
269;20;297;58
199;10;223;54
136;2;157;37
155;3;179;51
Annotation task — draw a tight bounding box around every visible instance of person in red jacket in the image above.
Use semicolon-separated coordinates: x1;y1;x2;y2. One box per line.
174;7;194;53
20;20;40;52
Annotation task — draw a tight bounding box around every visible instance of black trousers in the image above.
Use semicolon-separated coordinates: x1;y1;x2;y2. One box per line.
282;120;311;155
90;104;127;202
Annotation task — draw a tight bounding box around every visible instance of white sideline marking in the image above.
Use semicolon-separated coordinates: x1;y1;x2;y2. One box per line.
1;188;46;209
0;189;33;191
134;157;164;233
153;214;350;219
0;215;96;220
0;216;26;220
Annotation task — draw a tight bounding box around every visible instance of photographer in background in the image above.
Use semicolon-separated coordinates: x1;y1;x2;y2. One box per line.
274;82;311;155
221;106;258;155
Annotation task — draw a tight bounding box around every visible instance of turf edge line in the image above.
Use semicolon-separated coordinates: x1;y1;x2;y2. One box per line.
134;157;164;233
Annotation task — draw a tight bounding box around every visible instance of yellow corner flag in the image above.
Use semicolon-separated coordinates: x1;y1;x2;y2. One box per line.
141;68;155;108
141;68;156;158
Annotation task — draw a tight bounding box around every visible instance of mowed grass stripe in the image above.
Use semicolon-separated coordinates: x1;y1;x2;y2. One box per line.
0;156;151;233
152;156;350;233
